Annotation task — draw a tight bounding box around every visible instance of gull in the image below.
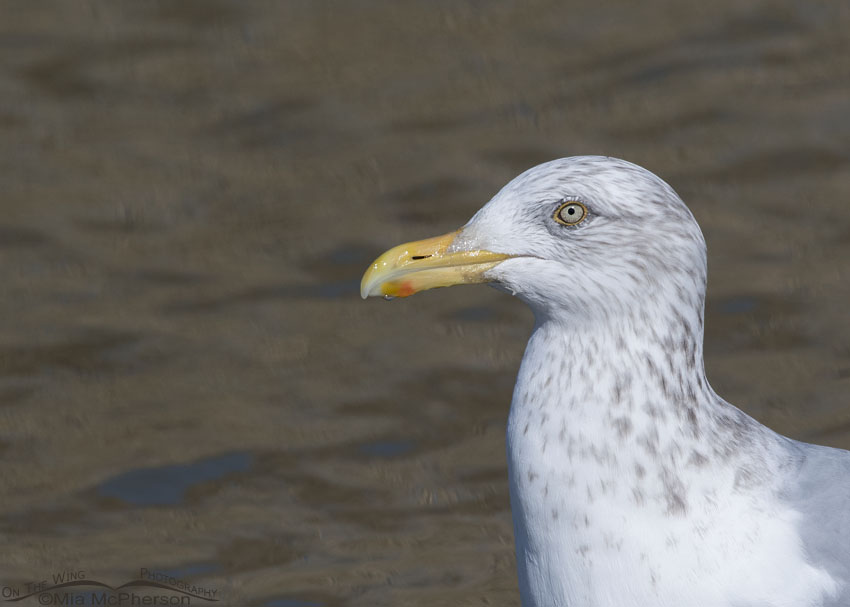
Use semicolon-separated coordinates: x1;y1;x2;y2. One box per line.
360;156;849;607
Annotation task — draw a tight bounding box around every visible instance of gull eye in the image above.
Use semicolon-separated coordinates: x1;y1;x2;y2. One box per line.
554;201;587;226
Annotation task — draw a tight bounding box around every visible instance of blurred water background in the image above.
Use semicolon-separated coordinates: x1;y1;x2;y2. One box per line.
0;2;848;605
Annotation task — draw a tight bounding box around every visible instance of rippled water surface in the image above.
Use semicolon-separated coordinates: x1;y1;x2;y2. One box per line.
0;2;849;605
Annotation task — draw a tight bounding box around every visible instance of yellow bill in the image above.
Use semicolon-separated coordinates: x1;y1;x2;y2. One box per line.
360;231;513;299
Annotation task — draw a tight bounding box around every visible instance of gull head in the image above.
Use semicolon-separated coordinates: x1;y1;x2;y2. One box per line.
361;156;707;321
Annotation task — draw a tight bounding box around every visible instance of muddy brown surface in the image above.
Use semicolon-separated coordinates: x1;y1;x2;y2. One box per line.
0;2;848;605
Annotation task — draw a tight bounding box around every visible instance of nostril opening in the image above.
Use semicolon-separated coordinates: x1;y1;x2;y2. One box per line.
411;255;430;260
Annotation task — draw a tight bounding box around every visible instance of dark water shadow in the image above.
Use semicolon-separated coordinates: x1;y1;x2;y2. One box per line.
388;113;473;134
263;599;323;607
160;280;362;314
310;366;514;529
16;36;193;100
157;562;220;578
98;452;253;506
303;243;376;280
706;293;809;353
214;535;303;577
718;296;758;315
358;439;415;458
0;385;36;406
207;96;320;149
447;306;497;323
691;11;803;46
143;0;244;27
130;268;212;286
697;147;849;183
161;242;375;313
480;145;571;174
0;330;145;378
384;177;481;225
0;224;51;248
609;108;736;140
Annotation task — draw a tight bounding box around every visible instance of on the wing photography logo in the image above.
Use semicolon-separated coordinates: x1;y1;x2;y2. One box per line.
2;569;219;605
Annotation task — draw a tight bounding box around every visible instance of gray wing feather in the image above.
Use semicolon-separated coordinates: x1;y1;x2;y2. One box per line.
783;439;850;605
